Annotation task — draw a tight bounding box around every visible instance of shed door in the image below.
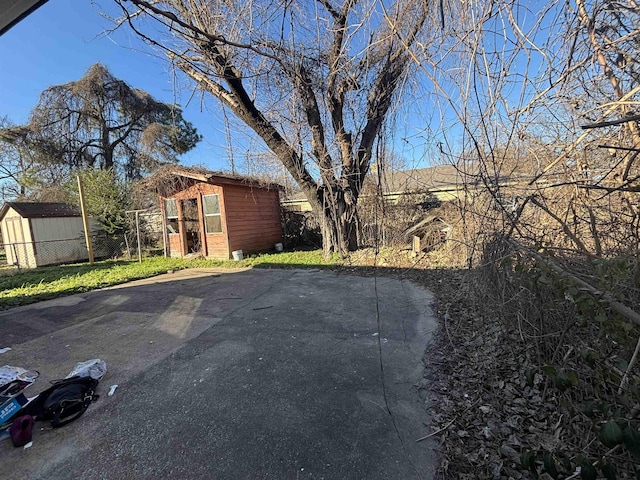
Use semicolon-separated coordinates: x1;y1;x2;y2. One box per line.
5;217;26;266
181;198;201;254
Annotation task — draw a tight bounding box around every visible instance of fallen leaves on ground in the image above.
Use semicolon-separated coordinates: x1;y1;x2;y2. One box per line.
341;248;640;479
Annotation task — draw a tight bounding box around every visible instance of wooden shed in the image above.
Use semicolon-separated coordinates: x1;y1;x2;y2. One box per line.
0;202;94;268
160;170;283;259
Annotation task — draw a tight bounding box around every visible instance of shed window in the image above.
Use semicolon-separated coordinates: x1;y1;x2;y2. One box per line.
164;198;179;234
203;194;222;233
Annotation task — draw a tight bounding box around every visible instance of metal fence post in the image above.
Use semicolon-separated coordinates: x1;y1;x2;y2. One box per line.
11;243;19;270
77;175;94;265
135;210;141;263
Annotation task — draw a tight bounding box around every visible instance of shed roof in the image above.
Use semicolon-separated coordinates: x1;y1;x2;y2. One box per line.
170;168;284;190
282;164;481;204
0;202;81;220
145;167;284;198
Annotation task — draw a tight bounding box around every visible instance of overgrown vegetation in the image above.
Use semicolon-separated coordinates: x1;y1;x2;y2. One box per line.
461;241;640;478
65;168;130;235
381;0;640;477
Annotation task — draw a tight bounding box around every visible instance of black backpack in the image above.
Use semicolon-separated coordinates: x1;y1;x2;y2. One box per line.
22;376;99;428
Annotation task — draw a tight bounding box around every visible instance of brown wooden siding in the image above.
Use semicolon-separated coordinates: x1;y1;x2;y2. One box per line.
168;234;181;257
161;179;281;260
223;185;282;255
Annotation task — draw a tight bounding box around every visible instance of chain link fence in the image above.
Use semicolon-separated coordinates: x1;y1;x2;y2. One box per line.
282;208;417;249
123;212;164;259
357;192;442;248
358;222;409;248
281;190;444;250
0;211;166;269
3;234;126;269
282;210;321;248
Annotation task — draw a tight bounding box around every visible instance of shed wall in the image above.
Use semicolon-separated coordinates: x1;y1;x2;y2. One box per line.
30;217;88;266
223;185;282;255
0;207;97;268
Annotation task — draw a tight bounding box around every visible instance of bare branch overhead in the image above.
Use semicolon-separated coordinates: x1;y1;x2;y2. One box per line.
111;0;434;254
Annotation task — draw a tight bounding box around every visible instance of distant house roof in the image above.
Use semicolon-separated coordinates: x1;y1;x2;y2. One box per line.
375;164;481;194
281;164;481;207
0;202;81;219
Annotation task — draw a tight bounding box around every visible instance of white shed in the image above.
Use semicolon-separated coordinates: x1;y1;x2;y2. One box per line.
0;202;95;268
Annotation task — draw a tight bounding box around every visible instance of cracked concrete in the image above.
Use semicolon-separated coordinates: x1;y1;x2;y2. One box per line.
0;268;437;479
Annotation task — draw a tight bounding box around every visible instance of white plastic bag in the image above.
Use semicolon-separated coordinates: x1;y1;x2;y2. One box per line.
66;359;107;381
0;365;38;388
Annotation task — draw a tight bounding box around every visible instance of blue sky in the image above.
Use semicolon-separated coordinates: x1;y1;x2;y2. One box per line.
0;0;575;179
0;0;444;176
0;0;230;170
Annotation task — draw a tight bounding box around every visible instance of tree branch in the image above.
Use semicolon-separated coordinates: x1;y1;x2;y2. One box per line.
531;196;594;257
581;113;640;129
178;44;320;203
326;0;356;168
513;240;640;328
125;0;282;62
295;65;334;183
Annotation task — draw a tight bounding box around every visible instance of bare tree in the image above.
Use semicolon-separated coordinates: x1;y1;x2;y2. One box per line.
110;0;433;255
394;0;640;260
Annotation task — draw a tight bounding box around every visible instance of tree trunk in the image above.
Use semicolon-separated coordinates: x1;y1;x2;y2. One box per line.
342;205;359;251
101;121;113;170
319;209;341;258
315;185;359;258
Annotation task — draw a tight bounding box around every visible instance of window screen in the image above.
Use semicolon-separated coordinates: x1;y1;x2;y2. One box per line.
165;198;178;218
202;194;222;233
164;198;178;234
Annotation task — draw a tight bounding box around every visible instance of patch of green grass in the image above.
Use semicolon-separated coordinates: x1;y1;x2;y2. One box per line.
0;257;180;309
0;250;342;310
235;250;342;268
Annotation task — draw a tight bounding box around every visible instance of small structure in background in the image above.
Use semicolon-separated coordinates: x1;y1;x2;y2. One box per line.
0;202;98;268
404;214;452;254
158;169;283;259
